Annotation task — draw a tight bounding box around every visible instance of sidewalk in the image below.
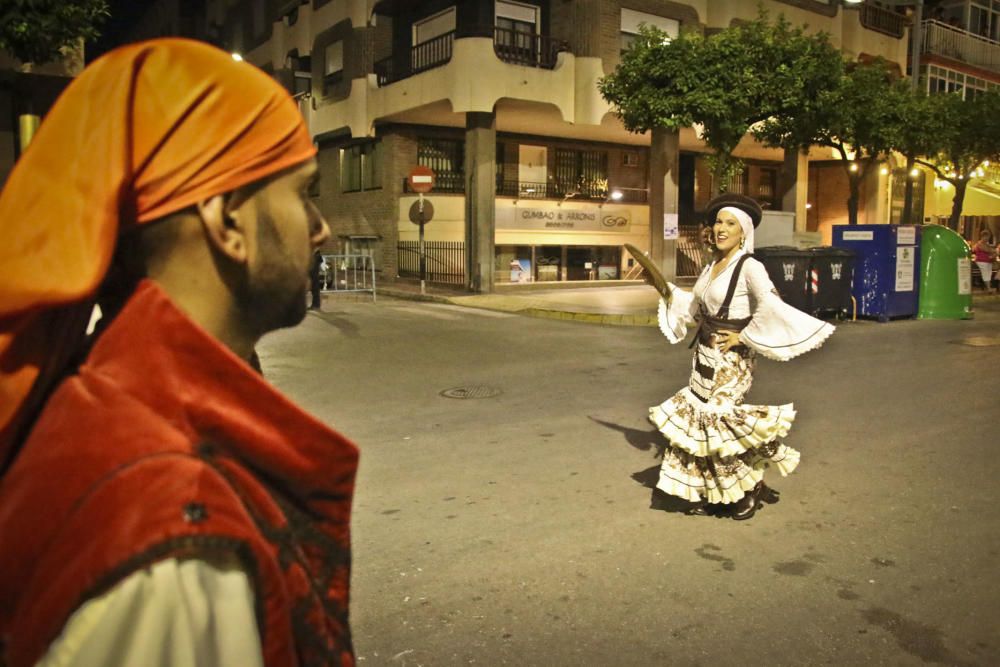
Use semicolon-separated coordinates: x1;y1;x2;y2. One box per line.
370;280;1000;326
376;280;680;326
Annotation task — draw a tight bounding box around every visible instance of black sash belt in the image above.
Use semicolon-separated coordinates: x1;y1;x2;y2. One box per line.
689;255;753;386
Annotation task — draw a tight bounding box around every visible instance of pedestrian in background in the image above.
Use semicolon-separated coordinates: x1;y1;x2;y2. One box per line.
646;194;834;520
973;229;997;293
0;39;359;667
310;247;324;309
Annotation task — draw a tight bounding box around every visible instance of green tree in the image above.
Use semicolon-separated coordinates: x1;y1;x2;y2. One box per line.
887;87;950;225
755;59;909;224
909;90;1000;229
599;10;842;196
0;0;108;69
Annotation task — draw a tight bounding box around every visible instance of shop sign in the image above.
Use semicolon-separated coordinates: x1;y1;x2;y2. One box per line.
497;206;631;232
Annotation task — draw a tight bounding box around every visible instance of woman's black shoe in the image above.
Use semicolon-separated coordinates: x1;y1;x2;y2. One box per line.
732;483;763;521
686;502;711;516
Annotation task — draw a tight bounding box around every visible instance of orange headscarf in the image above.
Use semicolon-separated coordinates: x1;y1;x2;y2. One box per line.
0;38;317;465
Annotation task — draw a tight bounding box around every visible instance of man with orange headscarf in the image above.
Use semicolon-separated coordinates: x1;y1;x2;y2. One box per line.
0;39;359;666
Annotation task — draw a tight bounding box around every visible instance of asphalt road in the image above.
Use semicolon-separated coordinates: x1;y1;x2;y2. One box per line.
257;297;1000;667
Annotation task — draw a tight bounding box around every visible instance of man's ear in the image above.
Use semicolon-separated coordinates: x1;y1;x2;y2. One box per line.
196;194;248;264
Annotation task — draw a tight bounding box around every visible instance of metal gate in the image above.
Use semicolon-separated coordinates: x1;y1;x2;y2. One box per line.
321;254;376;301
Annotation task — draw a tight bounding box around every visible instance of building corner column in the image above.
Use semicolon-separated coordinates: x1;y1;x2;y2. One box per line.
780;148;809;233
464;111;496;293
649;128;680;282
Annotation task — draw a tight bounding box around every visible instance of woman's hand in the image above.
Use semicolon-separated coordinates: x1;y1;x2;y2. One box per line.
716;330;742;353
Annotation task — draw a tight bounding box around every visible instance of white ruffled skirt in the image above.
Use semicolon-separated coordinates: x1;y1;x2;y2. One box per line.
649;341;800;505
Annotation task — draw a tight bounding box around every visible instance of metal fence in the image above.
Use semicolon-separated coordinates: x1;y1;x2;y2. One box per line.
321;254;376;301
676;227;708;278
398;241;466;286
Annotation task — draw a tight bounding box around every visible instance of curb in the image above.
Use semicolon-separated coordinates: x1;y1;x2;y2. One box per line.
520;308;658;327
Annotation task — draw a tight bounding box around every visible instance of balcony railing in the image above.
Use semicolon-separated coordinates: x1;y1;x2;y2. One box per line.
496;179;647;203
859;2;905;39
922;19;1000;74
493;27;568;69
375;26;570;87
375;30;455;87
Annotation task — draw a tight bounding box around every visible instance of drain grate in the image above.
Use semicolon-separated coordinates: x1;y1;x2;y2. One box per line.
440;385;502;399
957;336;1000;347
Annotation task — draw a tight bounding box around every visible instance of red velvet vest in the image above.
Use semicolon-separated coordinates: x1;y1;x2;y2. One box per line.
0;282;359;667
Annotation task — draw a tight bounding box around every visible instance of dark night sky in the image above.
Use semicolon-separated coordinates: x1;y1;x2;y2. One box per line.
87;0;158;63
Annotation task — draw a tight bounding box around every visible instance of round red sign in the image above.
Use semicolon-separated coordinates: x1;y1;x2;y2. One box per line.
407;165;435;193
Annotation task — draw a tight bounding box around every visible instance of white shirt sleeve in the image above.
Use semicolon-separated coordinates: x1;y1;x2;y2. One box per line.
37;557;264;667
657;284;698;344
739;259;835;361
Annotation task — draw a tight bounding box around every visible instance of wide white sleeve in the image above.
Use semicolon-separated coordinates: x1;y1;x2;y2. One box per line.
739;259;835;361
37;557;264;667
656;283;698;344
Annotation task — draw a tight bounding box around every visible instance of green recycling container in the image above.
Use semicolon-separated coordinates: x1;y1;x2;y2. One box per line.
917;224;973;319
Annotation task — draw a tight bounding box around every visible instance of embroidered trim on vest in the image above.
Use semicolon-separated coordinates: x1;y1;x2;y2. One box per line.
197;442;353;666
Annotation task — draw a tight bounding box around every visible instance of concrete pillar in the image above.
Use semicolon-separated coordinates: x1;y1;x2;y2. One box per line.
780;148;809;232
649;128;680;282
464;111;496;293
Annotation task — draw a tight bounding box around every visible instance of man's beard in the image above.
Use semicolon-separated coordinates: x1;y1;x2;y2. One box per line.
239;207;308;335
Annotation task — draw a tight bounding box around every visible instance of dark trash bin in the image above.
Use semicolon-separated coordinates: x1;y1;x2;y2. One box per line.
753;246;811;312
809;247;856;318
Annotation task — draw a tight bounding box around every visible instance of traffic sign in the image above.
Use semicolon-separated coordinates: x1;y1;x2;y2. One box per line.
408;199;434;225
407;165;435;193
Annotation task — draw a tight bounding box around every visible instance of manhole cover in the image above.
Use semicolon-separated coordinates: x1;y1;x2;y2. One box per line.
957;336;1000;347
440;386;502;399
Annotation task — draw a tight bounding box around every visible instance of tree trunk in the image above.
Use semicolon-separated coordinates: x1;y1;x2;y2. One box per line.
711;153;727;197
949;181;968;230
902;155;915;225
847;174;861;225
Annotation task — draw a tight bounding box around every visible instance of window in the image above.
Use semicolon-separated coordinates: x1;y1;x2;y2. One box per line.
324;41;344;85
554;148;608;198
496;1;540;60
620;8;679;54
925;64;991;99
418;138;464;192
622;151;639;167
341;141;382;192
413;7;456;45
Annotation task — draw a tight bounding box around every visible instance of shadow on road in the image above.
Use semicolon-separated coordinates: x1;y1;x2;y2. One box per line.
589;416;697;514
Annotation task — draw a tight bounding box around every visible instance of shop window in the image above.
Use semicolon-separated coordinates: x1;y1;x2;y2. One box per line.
341;141;382;192
620;8;678;54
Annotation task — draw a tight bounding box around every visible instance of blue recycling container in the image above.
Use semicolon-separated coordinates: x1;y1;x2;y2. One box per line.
832;224;921;322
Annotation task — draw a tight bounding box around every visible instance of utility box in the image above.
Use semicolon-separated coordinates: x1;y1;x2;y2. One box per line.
918;224;973;320
832;224;921;322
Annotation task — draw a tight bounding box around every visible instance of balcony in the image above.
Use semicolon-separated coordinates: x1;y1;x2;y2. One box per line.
492;27;568;69
374;26;569;88
859;2;906;39
922;19;1000;74
375;30;455;87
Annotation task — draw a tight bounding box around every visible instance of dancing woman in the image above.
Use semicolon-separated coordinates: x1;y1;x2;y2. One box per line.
647;194;834;520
